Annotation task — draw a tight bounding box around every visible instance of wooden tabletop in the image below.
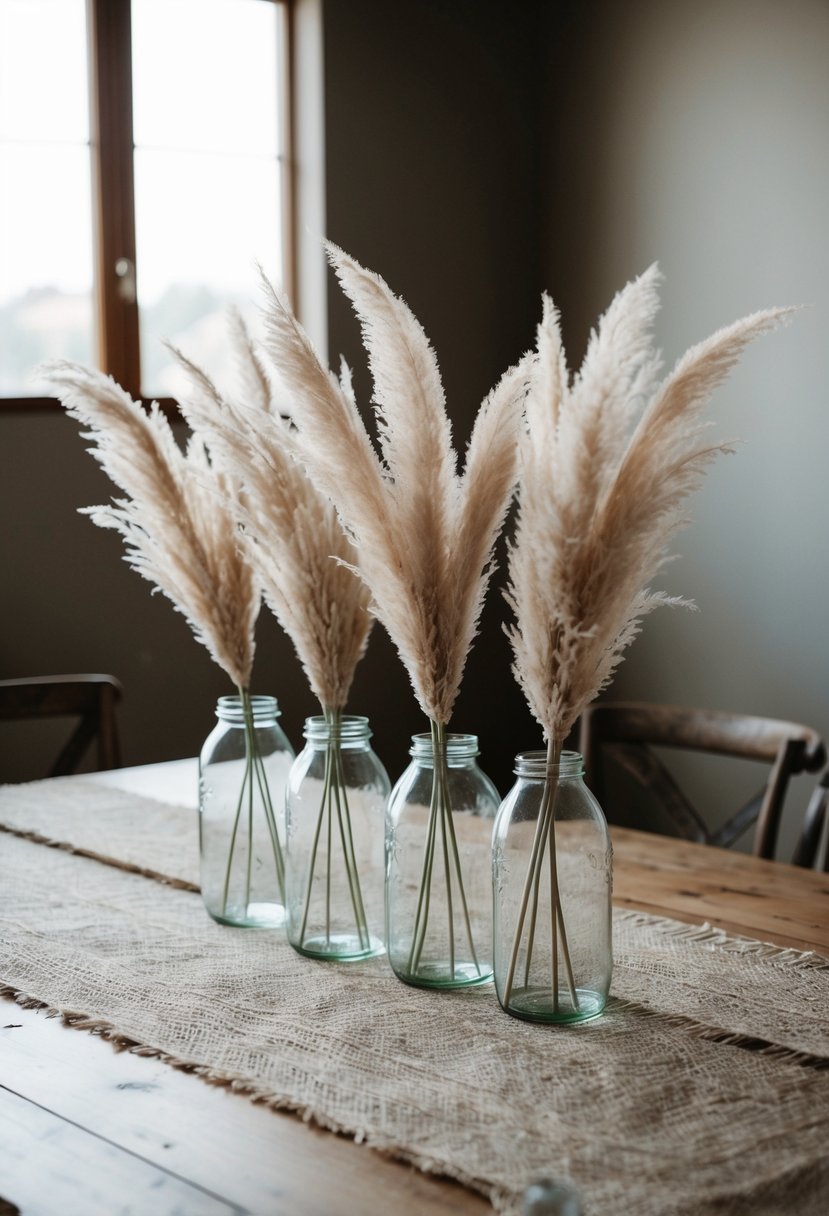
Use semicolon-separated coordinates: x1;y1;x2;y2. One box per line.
2;762;827;1215
612;825;829;954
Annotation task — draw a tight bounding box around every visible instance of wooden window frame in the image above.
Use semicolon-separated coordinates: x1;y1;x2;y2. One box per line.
2;0;295;415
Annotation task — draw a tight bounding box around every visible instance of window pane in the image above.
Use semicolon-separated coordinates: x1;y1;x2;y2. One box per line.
132;0;286;397
0;0;89;143
132;0;279;155
0;0;93;395
135;148;282;397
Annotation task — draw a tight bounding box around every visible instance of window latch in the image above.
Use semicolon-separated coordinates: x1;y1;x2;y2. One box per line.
114;257;137;305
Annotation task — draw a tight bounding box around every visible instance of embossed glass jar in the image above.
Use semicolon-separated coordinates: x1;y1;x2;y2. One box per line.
493;750;612;1023
385;728;500;989
285;714;389;961
199;694;294;928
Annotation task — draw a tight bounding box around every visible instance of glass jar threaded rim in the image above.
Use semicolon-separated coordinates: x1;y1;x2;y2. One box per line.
410;732;479;762
514;749;584;779
216;694;280;724
303;714;372;744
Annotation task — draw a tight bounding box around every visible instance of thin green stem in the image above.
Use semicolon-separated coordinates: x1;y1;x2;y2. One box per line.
549;810;559;1012
240;687;286;914
332;733;370;949
251;743;284;897
502;737;579;1013
221;685;255;917
558;903;578;1010
542;740;578;1011
325;751;333;942
407;719;482;981
221;749;251;916
502;744;557;1006
436;731;455;981
408;766;440;974
523;797;550;987
299;723;334;946
246;747;254;909
436;727;481;977
297;707;373;953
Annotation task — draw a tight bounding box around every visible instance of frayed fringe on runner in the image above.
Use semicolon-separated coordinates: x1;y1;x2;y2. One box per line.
0;822;198;892
615;908;829;968
606;995;828;1070
0;982;508;1212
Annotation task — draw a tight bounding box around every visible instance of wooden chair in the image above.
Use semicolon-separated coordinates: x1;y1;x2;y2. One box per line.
578;701;826;864
791;769;829;871
0;674;123;778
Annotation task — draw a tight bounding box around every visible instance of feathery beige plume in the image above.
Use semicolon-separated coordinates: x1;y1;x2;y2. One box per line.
506;268;793;743
167;315;373;713
40;361;259;690
258;247;529;726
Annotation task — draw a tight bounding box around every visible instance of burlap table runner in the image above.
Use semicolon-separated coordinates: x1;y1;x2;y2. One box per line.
0;774;200;888
1;781;828;1214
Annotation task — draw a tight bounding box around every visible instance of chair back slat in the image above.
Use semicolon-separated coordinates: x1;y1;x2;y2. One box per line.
0;674;123;779
579;701;826;865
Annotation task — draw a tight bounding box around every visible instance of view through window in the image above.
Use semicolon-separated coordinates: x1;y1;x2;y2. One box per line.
0;0;290;403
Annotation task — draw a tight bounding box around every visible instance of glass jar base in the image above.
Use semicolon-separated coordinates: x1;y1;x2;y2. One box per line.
208;900;287;929
291;931;385;962
500;985;605;1024
393;960;494;989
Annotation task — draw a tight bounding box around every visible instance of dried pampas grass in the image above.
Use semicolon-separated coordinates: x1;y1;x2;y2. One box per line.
256;245;529;986
499;267;793;1018
259;245;529;728
40;361;259;691
167;311;373;715
168;312;379;956
506;267;793;746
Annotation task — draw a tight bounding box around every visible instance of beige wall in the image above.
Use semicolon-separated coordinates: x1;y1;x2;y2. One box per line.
3;0;826;851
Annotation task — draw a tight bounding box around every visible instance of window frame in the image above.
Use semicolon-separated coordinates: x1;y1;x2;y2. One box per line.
1;0;295;414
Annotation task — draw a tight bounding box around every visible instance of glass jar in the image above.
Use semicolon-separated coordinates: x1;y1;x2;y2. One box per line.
285;714;389;961
199;693;294;928
493;750;612;1023
385;726;500;988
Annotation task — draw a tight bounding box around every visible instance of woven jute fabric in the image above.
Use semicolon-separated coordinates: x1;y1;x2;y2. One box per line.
0;774;200;888
1;783;828;1215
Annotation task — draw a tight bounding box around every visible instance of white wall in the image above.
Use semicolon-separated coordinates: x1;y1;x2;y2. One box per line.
546;0;829;850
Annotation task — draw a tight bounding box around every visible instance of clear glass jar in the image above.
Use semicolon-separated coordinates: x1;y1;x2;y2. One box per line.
285;714;389;961
385;726;500;988
198;693;294;928
493;750;612;1023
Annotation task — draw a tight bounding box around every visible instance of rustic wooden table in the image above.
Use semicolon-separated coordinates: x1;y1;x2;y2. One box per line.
2;761;827;1215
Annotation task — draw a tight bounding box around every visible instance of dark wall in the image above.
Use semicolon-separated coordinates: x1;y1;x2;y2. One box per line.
320;0;555;789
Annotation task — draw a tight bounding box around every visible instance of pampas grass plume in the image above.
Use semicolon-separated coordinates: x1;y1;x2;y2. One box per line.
258;247;530;727
506;268;794;743
168;313;373;713
40;361;259;690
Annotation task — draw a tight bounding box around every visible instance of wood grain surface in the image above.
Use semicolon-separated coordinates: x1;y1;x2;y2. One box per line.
612;826;829;954
2;762;827;1215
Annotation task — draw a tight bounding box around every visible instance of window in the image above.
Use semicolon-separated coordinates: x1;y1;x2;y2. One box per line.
0;0;293;408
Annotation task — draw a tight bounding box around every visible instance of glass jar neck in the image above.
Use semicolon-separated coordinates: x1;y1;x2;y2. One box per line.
514;749;584;780
410;732;479;766
303;714;372;746
216;694;280;725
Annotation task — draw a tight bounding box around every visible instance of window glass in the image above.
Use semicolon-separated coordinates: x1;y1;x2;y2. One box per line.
0;0;94;394
131;0;285;398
